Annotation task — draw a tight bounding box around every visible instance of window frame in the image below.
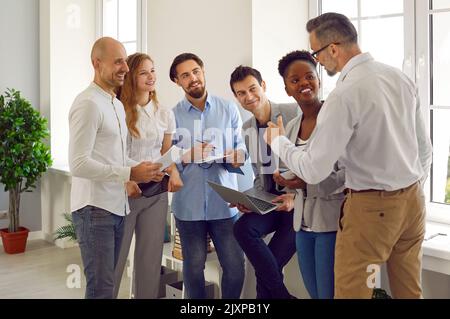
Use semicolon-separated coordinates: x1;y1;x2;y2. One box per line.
417;0;450;222
95;0;147;53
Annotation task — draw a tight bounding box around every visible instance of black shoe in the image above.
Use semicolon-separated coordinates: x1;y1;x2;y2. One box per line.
372;288;392;299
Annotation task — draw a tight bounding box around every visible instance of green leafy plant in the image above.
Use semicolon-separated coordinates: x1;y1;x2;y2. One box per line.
54;213;77;242
0;88;52;233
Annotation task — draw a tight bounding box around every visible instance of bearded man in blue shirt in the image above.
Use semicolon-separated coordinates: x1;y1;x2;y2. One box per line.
169;53;246;299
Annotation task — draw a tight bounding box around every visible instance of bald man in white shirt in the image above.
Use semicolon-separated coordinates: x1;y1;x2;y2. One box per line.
264;13;432;299
69;37;164;299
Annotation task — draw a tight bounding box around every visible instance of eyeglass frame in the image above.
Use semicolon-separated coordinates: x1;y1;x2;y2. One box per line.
311;42;341;60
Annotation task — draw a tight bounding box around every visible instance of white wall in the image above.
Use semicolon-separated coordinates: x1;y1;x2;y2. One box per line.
252;0;310;103
46;0;96;167
38;0;96;242
0;0;41;232
147;0;253;109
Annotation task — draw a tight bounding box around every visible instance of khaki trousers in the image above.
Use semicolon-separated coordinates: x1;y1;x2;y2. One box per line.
334;182;425;299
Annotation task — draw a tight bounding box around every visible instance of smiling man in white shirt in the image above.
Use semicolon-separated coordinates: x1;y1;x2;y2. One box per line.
264;13;432;299
68;37;164;299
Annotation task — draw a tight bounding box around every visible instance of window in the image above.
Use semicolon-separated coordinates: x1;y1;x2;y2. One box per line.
46;1;146;168
421;1;450;206
311;0;450;214
318;0;407;98
99;0;146;54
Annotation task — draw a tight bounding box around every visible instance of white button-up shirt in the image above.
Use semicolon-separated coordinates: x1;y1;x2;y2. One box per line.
127;100;176;162
272;53;433;191
69;82;138;215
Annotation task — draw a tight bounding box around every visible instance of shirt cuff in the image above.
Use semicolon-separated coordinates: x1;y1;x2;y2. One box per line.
123;167;132;182
176;162;185;174
270;135;290;157
236;147;249;161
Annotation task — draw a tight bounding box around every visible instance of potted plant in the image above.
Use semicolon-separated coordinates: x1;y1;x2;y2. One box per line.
54;213;77;242
0;88;52;254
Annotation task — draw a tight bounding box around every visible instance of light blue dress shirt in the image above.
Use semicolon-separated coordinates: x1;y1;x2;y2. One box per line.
172;94;246;221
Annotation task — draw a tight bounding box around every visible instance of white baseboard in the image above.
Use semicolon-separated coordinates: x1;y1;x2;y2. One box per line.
43;232;78;249
28;231;44;241
0;230;43;246
55;239;79;249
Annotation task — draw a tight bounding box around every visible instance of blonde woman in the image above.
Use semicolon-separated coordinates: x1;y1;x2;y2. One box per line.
114;53;183;298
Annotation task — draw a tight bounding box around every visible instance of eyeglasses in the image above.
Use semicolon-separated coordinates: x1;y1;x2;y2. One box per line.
311;42;341;60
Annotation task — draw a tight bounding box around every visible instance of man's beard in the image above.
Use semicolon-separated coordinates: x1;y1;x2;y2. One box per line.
326;68;338;77
106;73;125;88
186;86;206;99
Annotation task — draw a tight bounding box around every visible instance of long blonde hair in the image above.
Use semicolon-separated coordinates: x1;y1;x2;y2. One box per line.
118;53;159;138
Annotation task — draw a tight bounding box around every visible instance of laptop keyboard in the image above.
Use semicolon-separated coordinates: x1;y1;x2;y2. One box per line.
247;195;277;212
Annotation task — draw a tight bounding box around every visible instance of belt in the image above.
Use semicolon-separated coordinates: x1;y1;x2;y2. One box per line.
344;182;418;196
344;188;382;195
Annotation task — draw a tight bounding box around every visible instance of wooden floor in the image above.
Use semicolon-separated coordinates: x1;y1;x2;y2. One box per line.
0;240;130;299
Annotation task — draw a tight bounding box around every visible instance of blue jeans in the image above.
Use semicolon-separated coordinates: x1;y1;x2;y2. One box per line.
296;230;336;299
233;211;296;299
175;215;245;299
72;206;125;299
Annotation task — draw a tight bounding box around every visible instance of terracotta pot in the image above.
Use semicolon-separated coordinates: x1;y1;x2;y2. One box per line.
0;227;30;254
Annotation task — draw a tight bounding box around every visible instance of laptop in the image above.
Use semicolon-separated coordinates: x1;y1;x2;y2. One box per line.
207;181;279;214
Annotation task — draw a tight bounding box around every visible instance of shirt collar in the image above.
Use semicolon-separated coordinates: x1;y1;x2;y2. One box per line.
182;92;211;112
338;52;374;83
139;100;155;117
90;82;116;101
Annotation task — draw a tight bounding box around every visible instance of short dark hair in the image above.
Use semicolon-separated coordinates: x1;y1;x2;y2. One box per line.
278;50;317;79
229;66;263;94
306;12;358;46
169;53;204;82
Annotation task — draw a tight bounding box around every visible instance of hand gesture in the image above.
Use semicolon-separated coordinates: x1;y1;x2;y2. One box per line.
168;170;184;192
125;181;142;199
130;161;163;183
272;193;295;212
224;149;246;168
229;203;253;214
182;142;214;163
273;171;306;190
264;115;286;146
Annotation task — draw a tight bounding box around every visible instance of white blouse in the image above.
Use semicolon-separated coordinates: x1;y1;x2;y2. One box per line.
127;100;176;162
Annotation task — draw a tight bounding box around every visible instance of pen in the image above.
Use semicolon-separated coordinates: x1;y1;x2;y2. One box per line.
195;139;216;149
424;233;447;241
